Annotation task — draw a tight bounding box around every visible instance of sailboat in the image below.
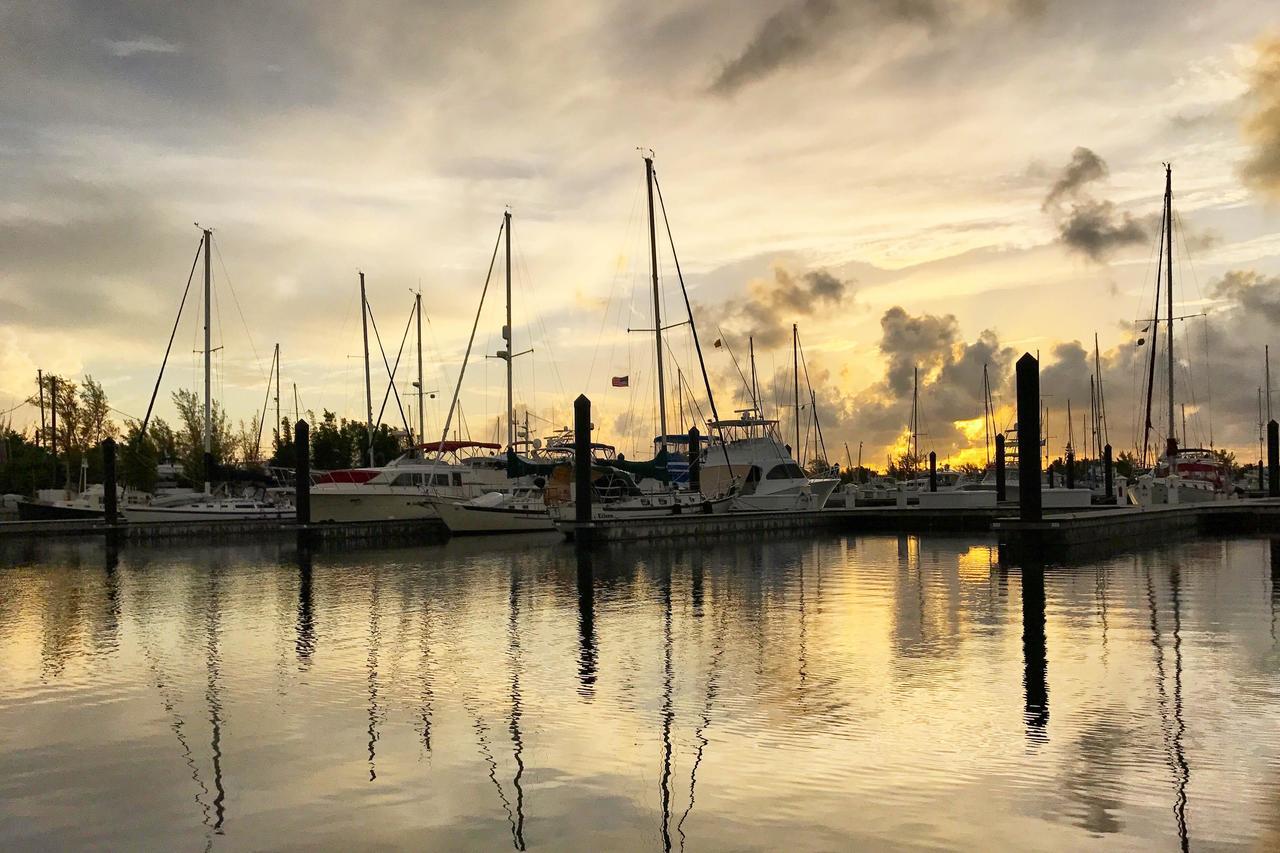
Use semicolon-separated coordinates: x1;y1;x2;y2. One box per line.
125;228;291;522
308;274;513;522
1129;166;1231;506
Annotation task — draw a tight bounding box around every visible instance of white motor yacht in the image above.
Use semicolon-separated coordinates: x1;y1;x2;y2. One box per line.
697;413;838;513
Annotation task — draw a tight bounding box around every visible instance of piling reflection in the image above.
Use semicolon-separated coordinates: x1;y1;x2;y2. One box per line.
205;570;227;834
295;548;315;667
1021;564;1049;743
576;547;597;698
507;570;527;851
659;550;675;853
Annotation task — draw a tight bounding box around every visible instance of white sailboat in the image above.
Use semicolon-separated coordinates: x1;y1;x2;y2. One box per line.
125;228;292;523
1129;165;1231;506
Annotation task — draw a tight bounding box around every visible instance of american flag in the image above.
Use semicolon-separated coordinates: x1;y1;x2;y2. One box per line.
611;375;629;387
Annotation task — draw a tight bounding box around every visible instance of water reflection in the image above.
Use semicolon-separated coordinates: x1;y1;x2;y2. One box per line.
1021;565;1049;743
576;548;597;698
2;534;1279;850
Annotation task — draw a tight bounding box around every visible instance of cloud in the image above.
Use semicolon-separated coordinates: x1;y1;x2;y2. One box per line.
102;36;182;58
1042;146;1107;209
1211;269;1280;324
708;0;1047;95
1240;34;1280;199
716;266;854;348
1042;147;1148;262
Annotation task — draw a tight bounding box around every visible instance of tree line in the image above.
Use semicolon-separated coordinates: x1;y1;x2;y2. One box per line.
0;374;407;496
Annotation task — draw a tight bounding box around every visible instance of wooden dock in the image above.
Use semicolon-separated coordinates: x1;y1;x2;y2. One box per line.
0;516;447;545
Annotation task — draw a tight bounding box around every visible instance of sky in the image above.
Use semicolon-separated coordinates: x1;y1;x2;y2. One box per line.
2;1;1279;468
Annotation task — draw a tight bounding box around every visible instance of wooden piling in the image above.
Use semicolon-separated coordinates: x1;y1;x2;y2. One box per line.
1065;449;1075;490
574;395;593;537
688;426;701;492
1016;353;1042;522
102;437;118;525
995;433;1006;502
1269;420;1278;498
1103;444;1113;504
928;451;937;492
295;420;311;525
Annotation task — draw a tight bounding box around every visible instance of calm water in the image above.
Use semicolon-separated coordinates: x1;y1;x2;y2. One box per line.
1;533;1278;851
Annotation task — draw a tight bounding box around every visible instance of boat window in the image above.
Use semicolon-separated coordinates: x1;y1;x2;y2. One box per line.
452;472;462;487
391;473;416;486
766;463;805;480
741;466;762;496
432;474;450;487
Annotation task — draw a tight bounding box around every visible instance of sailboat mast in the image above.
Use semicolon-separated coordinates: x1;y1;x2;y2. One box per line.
793;324;800;459
1267;345;1272;422
414;290;424;440
504;210;514;450
1165;164;1176;457
274;343;281;448
360;272;374;466
644;156;669;452
202;228;213;495
911;366;919;468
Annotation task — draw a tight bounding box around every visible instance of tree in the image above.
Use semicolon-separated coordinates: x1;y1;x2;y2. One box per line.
172;388;234;485
26;374;117;489
120;421;159;493
150;417;178;462
1115;451;1138;478
311;410;356;470
804;457;832;478
0;428;56;495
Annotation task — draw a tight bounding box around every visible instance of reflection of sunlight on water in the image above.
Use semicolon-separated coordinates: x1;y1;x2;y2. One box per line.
1;535;1279;850
957;544;997;582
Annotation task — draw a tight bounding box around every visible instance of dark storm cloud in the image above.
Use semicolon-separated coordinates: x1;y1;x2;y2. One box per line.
1240;35;1280;199
1042;147;1148;262
1211;269;1280;325
720;267;854;348
709;0;940;95
1056;200;1148;262
708;0;1047;95
1042;147;1108;209
833;306;1015;458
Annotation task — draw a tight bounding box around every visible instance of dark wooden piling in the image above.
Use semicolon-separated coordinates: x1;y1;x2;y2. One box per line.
295;420;311;525
1103;444;1114;504
1065;449;1075;490
1047;464;1055;490
1016;353;1042;522
687;426;701;492
995;433;1006;502
1269;420;1279;498
928;451;937;492
102;437;118;525
574;395;593;538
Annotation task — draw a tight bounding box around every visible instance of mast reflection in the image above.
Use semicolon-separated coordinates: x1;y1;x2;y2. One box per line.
206;572;226;833
660;554;674;853
1021;564;1049;743
507;573;527;851
367;573;382;782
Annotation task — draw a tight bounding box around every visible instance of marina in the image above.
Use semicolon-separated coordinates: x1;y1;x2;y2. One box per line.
5;4;1280;848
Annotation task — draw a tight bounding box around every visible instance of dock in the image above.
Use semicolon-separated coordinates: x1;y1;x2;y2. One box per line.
0;517;447;546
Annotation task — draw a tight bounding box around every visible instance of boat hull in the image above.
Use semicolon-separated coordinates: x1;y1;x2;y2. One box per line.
309;491;441;522
16;501;105;521
433;500;554;534
123;505;292;523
